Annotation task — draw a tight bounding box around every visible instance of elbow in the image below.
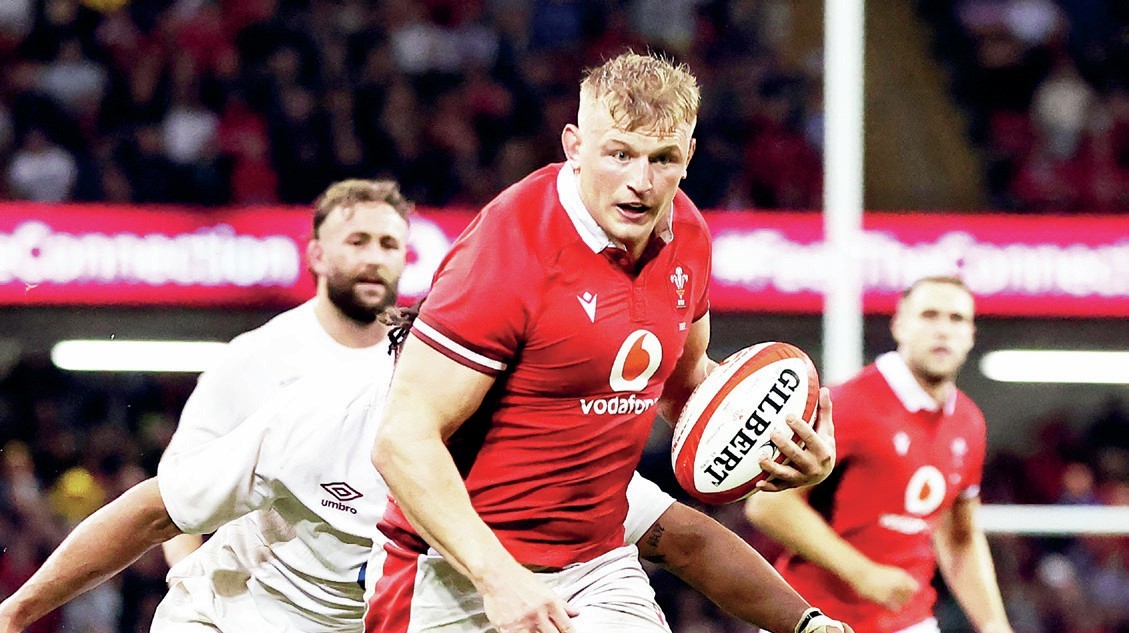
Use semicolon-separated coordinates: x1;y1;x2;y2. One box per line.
371;429;395;475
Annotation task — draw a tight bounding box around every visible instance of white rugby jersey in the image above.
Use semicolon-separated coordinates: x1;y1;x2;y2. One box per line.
158;373;390;632
165;299;391;454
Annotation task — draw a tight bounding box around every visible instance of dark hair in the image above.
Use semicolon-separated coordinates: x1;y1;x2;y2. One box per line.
312;179;413;237
900;275;970;299
379;297;425;361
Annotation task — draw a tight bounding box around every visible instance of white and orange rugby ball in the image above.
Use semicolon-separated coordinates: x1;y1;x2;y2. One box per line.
671;342;820;504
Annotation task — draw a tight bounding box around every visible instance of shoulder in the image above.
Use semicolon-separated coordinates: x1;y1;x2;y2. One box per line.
953;389;987;429
830;364;887;407
672;190;709;234
225;303;314;356
445;164;565;268
478;164;561;239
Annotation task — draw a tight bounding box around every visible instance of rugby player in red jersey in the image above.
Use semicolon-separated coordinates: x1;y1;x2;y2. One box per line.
746;277;1014;633
367;52;845;633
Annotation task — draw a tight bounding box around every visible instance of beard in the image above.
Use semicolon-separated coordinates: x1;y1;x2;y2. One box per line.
325;272;398;325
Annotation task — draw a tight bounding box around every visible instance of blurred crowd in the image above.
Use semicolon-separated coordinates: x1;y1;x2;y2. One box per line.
0;0;822;210
1;351;1127;633
920;0;1129;212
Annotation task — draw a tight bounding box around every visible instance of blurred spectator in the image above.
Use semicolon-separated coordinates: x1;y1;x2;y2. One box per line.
6;128;77;202
1031;57;1094;160
37;38;107;122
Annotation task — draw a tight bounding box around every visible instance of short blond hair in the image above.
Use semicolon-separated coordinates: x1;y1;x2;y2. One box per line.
579;52;701;135
312;179;413;236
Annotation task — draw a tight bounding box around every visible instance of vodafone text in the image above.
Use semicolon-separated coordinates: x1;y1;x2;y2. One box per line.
703;368;801;487
579;394;659;415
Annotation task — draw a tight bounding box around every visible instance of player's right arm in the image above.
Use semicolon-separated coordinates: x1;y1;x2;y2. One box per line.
0;479;182;632
744;489;919;611
160;335;267;567
372;336;578;633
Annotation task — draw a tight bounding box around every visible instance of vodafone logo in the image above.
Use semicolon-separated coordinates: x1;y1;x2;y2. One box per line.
904;465;946;516
609;330;662;392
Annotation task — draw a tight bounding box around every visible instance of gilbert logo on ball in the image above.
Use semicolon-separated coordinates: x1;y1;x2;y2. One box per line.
671;342;819;504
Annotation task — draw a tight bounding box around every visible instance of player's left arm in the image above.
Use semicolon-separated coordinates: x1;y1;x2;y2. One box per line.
933;496;1014;633
638;501;852;633
659;314;837;489
0;480;181;632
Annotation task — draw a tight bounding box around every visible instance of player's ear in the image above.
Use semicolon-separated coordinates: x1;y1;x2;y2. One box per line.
307;239;327;276
683;137;696;179
889;308;903;345
561;124;581;167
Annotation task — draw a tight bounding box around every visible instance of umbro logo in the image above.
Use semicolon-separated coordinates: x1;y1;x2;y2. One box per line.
321;482;363;501
577;292;597;323
321;482;362;514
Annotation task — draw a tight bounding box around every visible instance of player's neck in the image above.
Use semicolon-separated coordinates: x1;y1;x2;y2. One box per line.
913;373;954;408
314;297;389;349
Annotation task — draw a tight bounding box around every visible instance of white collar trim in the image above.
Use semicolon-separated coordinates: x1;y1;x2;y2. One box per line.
555;163;674;254
875;351;957;415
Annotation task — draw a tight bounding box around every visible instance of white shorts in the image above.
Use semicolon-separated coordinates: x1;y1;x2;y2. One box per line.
894;618;940;633
150;581;223;633
366;545;670;633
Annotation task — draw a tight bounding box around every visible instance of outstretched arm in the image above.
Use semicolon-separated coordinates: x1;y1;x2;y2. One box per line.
0;479;181;632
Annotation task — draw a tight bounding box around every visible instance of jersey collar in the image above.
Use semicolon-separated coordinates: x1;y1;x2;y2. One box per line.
556;163;674;254
875;351;957;415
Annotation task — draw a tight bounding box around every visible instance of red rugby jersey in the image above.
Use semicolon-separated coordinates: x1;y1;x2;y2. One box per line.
777;352;986;633
385;163;712;568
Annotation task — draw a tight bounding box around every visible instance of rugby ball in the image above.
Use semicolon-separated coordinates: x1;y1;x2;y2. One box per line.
671;342;820;504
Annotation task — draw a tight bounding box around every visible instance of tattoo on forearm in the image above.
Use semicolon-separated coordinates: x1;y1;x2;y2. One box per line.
646;523;665;551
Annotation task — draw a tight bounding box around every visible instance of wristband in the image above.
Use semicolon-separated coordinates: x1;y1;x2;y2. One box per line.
795;607;845;633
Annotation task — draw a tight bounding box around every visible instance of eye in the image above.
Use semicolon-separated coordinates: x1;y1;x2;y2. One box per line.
612;150;629;161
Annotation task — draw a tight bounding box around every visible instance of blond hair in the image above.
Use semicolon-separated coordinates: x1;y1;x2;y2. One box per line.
312;179;413;236
579;52;701;134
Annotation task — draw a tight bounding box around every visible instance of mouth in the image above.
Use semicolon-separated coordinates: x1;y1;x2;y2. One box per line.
615;202;652;221
354;278;387;294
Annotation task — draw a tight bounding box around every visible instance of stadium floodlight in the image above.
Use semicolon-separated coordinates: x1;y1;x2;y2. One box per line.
980;504;1129;535
51;339;226;373
980;350;1129;384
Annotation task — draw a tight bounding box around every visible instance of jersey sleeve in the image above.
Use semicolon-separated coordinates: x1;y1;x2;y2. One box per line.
692;233;711;323
157;408;281;534
959;405;988;500
622;473;677;545
412;211;539;376
164;340;272;455
826;386;862;462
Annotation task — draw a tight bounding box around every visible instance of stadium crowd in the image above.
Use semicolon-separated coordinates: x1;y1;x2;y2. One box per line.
0;0;822;210
3;0;1129;632
920;0;1129;212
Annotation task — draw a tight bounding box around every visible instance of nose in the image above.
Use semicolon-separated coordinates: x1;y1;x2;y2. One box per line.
360;243;392;269
626;157;653;195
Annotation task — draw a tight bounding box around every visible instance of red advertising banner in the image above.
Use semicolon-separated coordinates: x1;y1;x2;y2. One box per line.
2;203;1128;317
